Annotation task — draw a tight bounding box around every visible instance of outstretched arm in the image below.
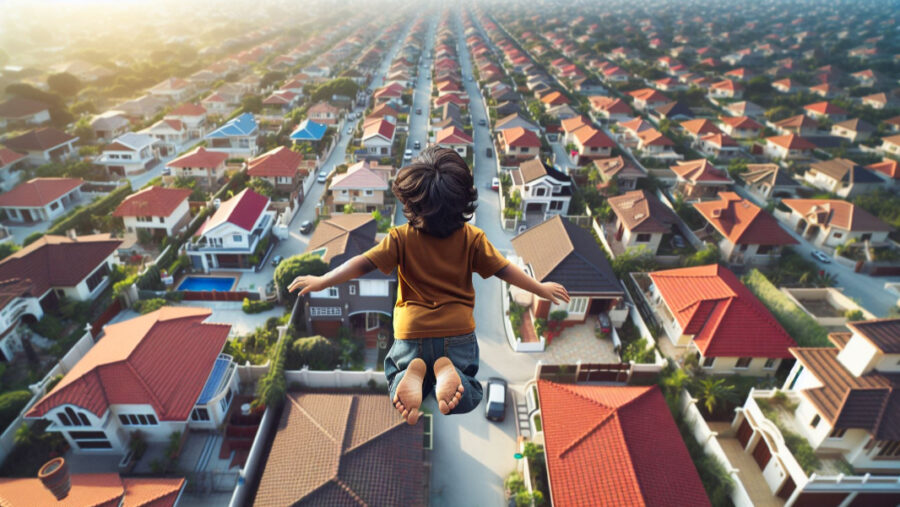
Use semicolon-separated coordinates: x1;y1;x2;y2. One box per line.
288;255;377;295
495;263;570;305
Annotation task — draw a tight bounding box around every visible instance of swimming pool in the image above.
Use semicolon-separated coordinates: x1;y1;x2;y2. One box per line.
177;276;236;292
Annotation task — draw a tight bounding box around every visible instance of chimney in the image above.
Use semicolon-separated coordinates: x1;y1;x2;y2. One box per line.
66;229;77;241
38;457;71;501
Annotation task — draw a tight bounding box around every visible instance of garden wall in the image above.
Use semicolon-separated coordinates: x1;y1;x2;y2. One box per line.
284;367;388;389
228;404;276;507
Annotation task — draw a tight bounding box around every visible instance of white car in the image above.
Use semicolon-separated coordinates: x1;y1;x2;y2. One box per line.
404;149;413;159
811;250;831;264
346;127;353;135
317;170;328;183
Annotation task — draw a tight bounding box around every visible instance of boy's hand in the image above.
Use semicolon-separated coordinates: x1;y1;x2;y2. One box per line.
538;282;570;305
288;275;327;295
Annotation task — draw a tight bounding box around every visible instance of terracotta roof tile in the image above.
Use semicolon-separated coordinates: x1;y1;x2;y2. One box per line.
112;186;191;218
693;192;797;245
166;103;206;117
765;134;816;150
608;190;679;234
4;128;76;152
0;147;26;166
680;118;722;136
0;98;49;118
781;199;891;232
200;188;269;234
537;382;710;507
502;126;541;148
166;146;228;169
670;159;731;183
435;126;473;145
0;178;83;208
847;319;900;354
247;146;307;179
0;473;183;507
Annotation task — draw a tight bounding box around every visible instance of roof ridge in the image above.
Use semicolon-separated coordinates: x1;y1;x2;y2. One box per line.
288;393;340;445
124;357;168;419
558;411;617;459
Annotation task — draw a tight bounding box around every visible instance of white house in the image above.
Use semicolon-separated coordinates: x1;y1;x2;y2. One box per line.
25;307;237;453
3;128;78;165
362;118;396;158
435;126;473;158
95;133;161;177
164;103;208;139
187;188;274;271
781;199;892;248
113;186;192;237
204;113;259;159
140;119;189;154
0;177;83;224
147;77;194;103
509;157;572;219
0;98;51;128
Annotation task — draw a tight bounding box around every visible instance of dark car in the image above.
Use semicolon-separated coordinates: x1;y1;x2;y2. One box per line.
485;147;493;158
414;140;421;149
484;377;507;422
478;118;486;126
271;255;284;267
416;107;422;115
596;313;611;334
299;221;313;234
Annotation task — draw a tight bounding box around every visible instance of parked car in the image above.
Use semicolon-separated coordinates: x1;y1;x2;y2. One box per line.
811;250;831;264
595;313;611;334
299;221;313;234
478;118;486;126
416;107;422;115
484;377;507;422
271;255;283;267
468;75;474;81
346;127;353;135
485;147;492;158
491;177;500;191
317;170;328;183
161;167;171;176
404;149;413;159
413;140;421;149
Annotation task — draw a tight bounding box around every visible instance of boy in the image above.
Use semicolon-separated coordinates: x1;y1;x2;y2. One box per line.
289;146;568;424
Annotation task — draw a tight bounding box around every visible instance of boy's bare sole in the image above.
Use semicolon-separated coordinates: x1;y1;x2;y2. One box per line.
434;356;464;415
393;358;426;425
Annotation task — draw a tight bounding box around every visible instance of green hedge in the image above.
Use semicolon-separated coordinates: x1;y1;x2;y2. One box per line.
0;391;32;431
46;183;133;236
742;269;830;347
242;298;273;314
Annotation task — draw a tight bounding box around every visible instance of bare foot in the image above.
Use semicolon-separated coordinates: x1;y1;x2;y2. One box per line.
434;356;464;415
393;358;426;425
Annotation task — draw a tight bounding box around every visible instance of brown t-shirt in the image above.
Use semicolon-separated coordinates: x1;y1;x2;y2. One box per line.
363;223;510;339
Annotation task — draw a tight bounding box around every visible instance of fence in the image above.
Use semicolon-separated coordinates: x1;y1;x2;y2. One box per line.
500;279;545;352
0;332;95;466
284;367;388;389
91;298;123;337
180;291;256;302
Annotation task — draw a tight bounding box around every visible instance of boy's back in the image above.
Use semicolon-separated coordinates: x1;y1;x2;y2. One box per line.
364;222;509;339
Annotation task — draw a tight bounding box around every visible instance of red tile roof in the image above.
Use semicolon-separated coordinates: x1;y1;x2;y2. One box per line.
167;146;228;169
363;118;395;141
0;148;25;167
502;126;541;148
248;146;307;179
167;103;206;116
804;101;847;115
574;126;615;148
537;381;710;507
781;199;891;232
4;128;76;152
693;192;797;245
719;115;762;130
628;88;670;104
589;96;633;115
0;473;184;507
650;264;796;358
766;134;815;150
0;177;83;208
112;186;191;218
680;118;722;136
199;188;269;234
670;159;730;183
27;307;230;421
867;159;899;180
435;125;473;145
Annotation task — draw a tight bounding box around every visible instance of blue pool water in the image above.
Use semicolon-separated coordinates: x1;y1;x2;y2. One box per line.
177;276;236;292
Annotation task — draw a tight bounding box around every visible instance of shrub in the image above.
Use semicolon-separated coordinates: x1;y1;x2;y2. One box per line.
742;269;829;347
23;232;44;246
621;337;656;364
287;335;338;370
273;253;330;305
135;298;167;314
254;337;288;409
30;315;64;339
0;391;32;430
242;298;274;314
844;309;864;322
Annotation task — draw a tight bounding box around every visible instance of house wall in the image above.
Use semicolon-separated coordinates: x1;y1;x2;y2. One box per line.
836;335;880;377
332;189;385;207
620;225;663;255
110;404;187;444
504;145;539;158
58;254;117;301
363;137;393;156
170;165;222;188
699;355;781;376
123;200;191;236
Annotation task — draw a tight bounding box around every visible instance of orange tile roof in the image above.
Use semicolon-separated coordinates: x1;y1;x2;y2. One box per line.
0;147;26;166
649;264;796;357
589;96;632;115
540;91;569;105
0;473;183;507
166;103;206;116
574;126;615;148
867;159;899;180
167;146;228;169
537;381;710;507
247;146;307;179
693;192;797;245
502;126;541;148
628;88;670;104
719;115;762;130
699;133;738;148
26;307;230;421
804;101;847;115
112;186;191;218
636;128;674;147
766;134;815;150
775;114;818;130
435;125;473;145
0;177;83;208
781;199;891;232
680;118;722;136
670;159;730;183
560;115;589;133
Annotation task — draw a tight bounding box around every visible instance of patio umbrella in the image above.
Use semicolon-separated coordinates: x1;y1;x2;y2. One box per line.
510;284;533;308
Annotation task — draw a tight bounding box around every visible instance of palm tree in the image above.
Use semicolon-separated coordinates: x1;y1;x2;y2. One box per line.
662;367;692;396
697;377;738;415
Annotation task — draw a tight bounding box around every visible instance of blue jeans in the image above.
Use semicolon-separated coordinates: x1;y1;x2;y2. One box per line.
384;332;483;415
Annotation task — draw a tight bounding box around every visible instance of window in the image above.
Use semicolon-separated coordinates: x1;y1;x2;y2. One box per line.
341;190;348;195
757;245;773;255
830;428;847;439
49;201;59;210
76;440;112;449
811;414;821;428
349;285;356;295
147;414;157;425
359;280;389;297
128;415;139;425
764;358;777;369
137;415;148;425
833;233;843;239
158;217;164;223
534;187;546;196
137;216;153;223
118;415;128;425
68;431;107;440
66;407;81;427
861;233;872;242
364;189;374;196
565;297;588;315
520;146;529;153
636;233;651;242
309;306;341;317
311;287;339;298
549;200;563;211
736;357;752;369
59;413;72;427
191;408;210;421
366;312;380;330
702;356;715;368
232;234;242;242
877;441;900;458
85;262;110;293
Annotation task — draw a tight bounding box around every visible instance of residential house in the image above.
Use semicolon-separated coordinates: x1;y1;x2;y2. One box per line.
867;159;899;186
499;127;541;160
628;88;670;111
328;161;389;213
247;146;310;201
494;113;540;133
252;391;424;506
308;101;341;125
165;146;228;188
511;216;624;326
301;214;396;337
289;119;327;144
646;264;797;374
0;177;83;224
112;186;192;238
115;95;167;120
670;159;733;201
0;148;26;192
89;111;130;142
148;78;193;103
719;116;763;138
804;101;848;122
96;133;160;177
861;92;893;110
188;188;274;271
361;118;396;158
435;126;473;158
740;164;800;200
781;199;892;248
882;134;900;157
831;119;875;143
764;134;816;160
775;115;819;136
592;156;645;191
26;307;237;452
651;101;694;122
0;234;121;361
694;192;797;265
724;100;765;119
728;319;900;504
636;128;678;159
680;118;722;141
4;128;77;165
373;83;404;104
773;78;803;94
698;133;742;160
200;92;233;115
141;118;189;154
0;98;50;128
262;90;300;113
369;103;401;123
531;382;710;507
607;190;680;256
509;157;572;219
708;79;744;99
803;158;883;198
204;112;259;159
588;96;633;123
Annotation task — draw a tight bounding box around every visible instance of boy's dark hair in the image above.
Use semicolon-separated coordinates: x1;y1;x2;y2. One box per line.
392;145;477;238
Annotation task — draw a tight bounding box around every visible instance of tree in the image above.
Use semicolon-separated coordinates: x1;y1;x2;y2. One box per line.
342;203;354;214
610;246;657;277
273;253;330;304
0;242;20;261
260;71;285;90
683;243;720;267
310;77;359;103
0;391;32;430
247;177;274;198
696;377;738;416
47;72;82;97
287;335;338;370
241;95;263;114
73;116;95;145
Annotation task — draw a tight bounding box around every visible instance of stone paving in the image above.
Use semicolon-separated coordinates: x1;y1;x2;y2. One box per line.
534;322;620;364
